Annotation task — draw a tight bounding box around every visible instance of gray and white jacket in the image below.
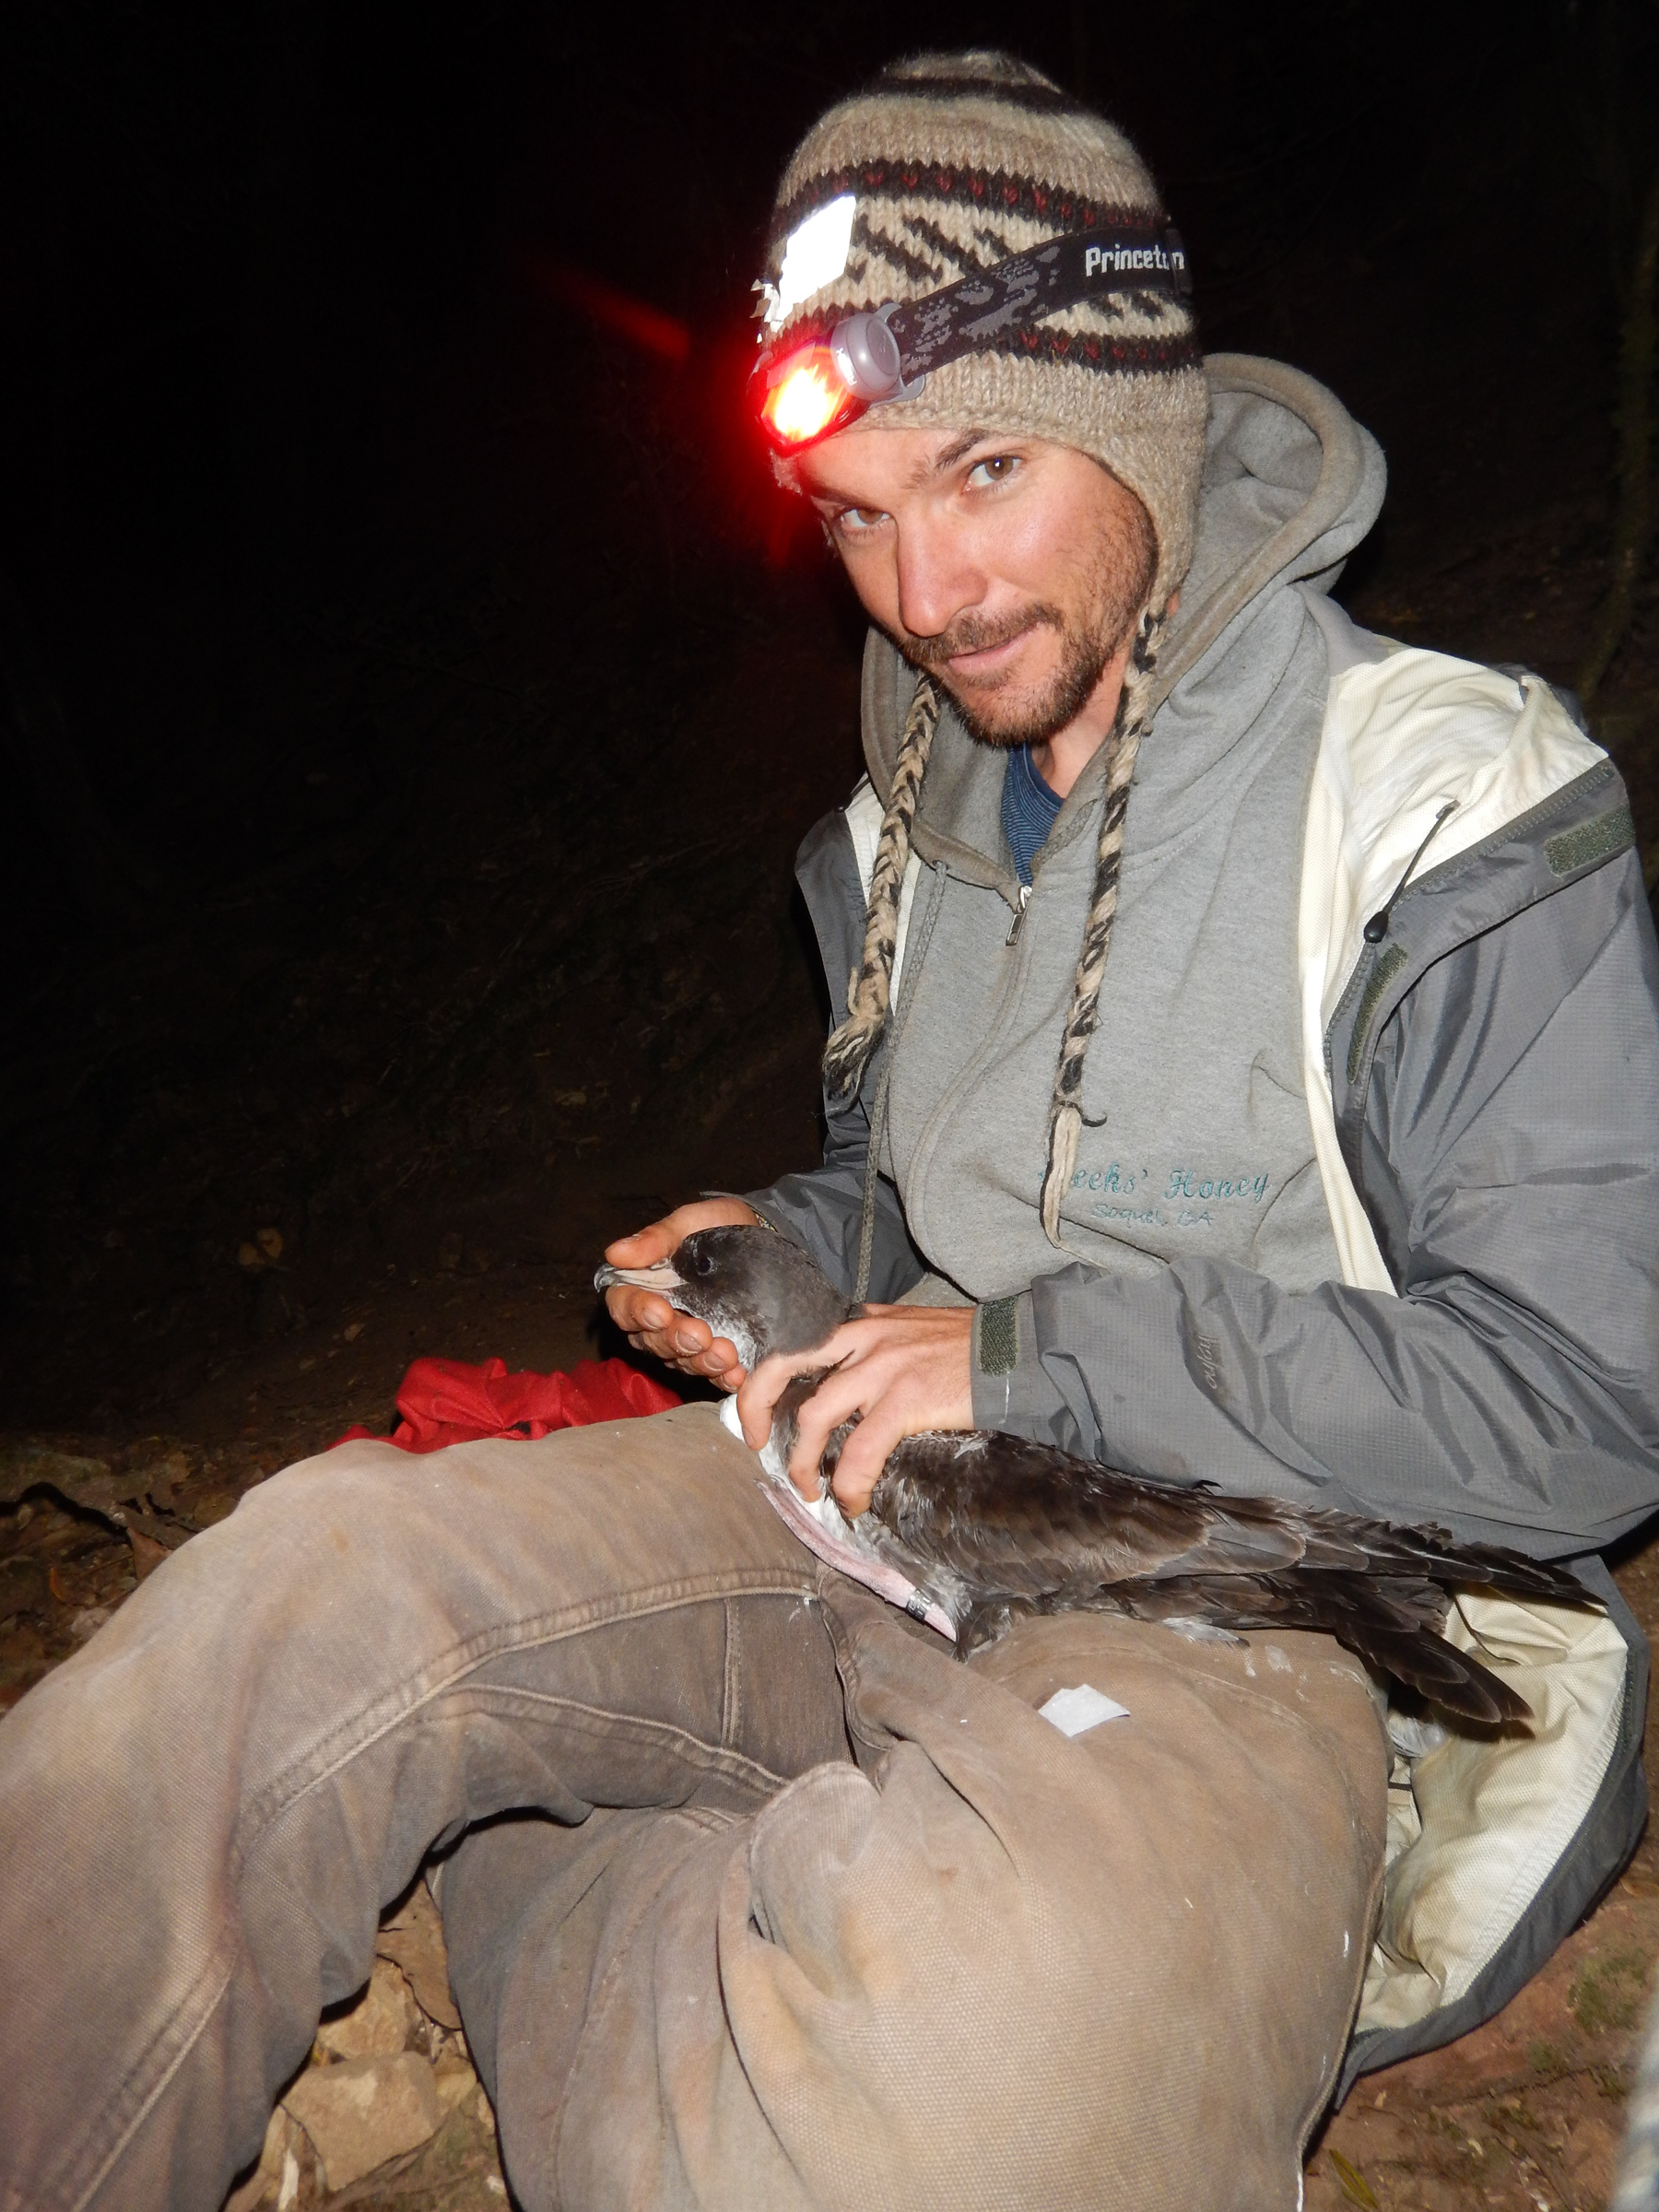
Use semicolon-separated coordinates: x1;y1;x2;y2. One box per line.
748;355;1659;2088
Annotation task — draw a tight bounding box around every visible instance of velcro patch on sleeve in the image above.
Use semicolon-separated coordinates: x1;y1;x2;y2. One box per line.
1345;943;1410;1086
1545;802;1634;878
976;1295;1020;1377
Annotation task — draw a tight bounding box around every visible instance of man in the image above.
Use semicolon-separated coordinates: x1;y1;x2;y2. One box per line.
3;51;1657;2212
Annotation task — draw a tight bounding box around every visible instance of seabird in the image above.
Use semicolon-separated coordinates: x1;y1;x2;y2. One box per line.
596;1226;1592;1724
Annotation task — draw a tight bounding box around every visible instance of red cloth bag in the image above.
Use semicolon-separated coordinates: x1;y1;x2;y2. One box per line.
335;1354;680;1453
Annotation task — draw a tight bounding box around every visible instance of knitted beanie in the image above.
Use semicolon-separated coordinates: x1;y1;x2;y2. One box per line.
759;50;1208;615
762;53;1209;1252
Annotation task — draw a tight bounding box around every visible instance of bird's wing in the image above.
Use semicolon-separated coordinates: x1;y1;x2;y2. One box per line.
872;1432;1335;1594
871;1432;1590;1609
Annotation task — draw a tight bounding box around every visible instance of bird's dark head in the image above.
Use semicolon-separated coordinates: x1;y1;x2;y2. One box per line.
595;1225;853;1371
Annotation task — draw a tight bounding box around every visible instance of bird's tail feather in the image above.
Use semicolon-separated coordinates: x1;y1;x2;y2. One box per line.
1113;1572;1532;1726
1291;1520;1588;1611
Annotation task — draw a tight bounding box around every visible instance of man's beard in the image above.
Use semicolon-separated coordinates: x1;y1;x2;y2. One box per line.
897;520;1156;750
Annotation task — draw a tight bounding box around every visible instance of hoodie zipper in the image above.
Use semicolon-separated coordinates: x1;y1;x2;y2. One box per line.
1005;883;1031;947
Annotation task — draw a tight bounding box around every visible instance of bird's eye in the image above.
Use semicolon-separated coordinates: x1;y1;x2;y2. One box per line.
692;1253;714;1277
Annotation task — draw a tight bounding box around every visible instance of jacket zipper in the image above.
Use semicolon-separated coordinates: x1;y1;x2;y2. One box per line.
1362;803;1457;943
1005;883;1032;946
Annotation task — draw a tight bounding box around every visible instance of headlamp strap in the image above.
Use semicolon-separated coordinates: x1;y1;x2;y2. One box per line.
886;225;1191;381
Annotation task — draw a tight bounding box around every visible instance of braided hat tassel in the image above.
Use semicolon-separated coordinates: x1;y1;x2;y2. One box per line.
1039;609;1167;1243
823;674;941;1099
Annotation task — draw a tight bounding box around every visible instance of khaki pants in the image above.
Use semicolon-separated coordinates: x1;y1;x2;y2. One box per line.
0;1404;1386;2211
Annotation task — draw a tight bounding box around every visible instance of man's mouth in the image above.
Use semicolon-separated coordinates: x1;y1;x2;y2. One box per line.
909;609;1053;686
947;630;1031;679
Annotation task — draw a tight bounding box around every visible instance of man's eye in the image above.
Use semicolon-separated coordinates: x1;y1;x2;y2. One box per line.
966;454;1019;488
834;507;887;536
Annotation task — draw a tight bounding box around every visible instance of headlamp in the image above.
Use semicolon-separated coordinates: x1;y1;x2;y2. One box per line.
752;302;921;450
750;223;1192;457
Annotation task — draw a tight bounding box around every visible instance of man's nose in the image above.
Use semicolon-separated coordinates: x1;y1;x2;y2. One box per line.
893;511;986;641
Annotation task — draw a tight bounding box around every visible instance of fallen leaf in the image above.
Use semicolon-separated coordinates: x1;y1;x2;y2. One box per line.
343;1322;365;1343
239;1242;265;1271
377;1884;462;2030
257;1227;284;1261
135;1451;188;1512
49;1567;72;1606
1327;2149;1379;2209
224;2107;296;2212
316;1959;417;2062
0;1558;46;1615
129;1528;169;1581
434;2062;479;2112
283;2053;441;2192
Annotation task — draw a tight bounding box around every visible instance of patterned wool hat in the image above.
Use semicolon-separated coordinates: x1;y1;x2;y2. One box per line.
760;53;1210;1249
758;50;1208;614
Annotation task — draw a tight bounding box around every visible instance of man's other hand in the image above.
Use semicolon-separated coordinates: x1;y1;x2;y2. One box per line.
602;1199;758;1388
738;1305;974;1517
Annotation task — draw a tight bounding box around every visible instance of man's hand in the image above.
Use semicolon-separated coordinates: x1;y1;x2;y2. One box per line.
601;1199;758;1388
737;1305;974;1516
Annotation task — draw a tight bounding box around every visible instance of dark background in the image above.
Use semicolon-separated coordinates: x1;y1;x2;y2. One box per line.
2;1;1656;1446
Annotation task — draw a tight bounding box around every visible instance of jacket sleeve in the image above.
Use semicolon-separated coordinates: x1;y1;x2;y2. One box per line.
973;851;1659;1558
744;809;925;1304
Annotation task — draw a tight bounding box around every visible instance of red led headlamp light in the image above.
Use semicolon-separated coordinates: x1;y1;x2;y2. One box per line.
752;305;919;449
750;223;1191;456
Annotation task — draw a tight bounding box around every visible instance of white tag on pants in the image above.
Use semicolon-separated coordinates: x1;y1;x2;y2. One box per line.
1039;1684;1131;1736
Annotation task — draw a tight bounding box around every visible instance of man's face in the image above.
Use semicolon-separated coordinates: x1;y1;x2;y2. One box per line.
796;425;1156;749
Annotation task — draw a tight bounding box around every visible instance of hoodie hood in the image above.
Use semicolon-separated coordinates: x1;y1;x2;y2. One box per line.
858;353;1387;881
1155;355;1385;704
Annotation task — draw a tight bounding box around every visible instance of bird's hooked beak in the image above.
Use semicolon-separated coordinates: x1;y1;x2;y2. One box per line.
594;1259;685;1300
